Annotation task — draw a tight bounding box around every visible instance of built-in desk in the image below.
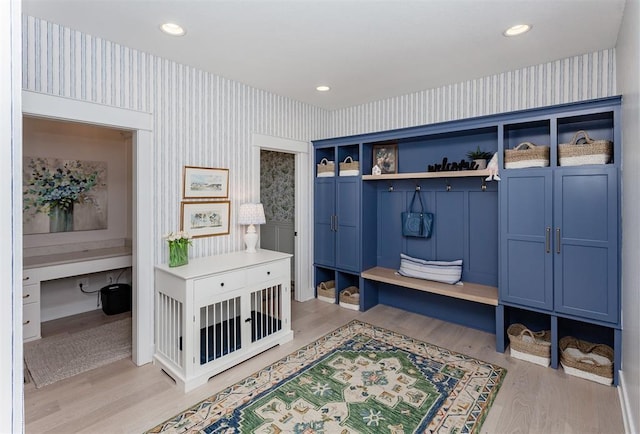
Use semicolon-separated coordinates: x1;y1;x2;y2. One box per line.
23;246;132;341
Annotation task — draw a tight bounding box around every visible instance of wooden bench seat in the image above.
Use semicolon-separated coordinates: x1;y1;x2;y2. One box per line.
361;266;498;306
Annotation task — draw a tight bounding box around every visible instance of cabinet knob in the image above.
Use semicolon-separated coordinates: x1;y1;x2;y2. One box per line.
23;320;30;325
220;282;224;287
267;271;271;275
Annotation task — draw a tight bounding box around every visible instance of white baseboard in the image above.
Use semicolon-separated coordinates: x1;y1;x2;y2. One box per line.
618;370;638;434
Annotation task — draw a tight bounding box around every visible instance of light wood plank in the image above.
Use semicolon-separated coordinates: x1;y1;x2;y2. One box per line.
362;168;491;181
362;266;498;305
24;301;624;434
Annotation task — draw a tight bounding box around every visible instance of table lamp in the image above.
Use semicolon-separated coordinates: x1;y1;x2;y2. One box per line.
238;203;266;253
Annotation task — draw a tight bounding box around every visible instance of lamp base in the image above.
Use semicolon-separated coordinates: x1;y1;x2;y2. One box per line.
244;228;258;253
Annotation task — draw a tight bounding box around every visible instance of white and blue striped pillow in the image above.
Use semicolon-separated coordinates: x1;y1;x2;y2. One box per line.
398;253;462;285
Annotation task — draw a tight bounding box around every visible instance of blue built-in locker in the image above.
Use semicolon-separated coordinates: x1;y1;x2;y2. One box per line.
312;96;622;384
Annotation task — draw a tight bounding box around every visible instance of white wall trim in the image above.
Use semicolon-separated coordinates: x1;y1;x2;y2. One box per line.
21;90;155;366
619;370;637;434
3;1;22;432
251;133;314;302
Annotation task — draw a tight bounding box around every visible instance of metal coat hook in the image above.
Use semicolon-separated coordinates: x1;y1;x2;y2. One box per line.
445;180;452;192
388;183;394;192
415;184;421;191
481;178;487;191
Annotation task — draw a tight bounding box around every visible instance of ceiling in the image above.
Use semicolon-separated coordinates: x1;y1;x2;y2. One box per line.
22;0;626;110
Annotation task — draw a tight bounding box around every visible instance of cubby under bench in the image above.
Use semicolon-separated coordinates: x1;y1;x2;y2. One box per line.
361;266;501;349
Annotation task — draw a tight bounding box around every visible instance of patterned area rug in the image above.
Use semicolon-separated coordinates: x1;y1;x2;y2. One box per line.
148;320;506;434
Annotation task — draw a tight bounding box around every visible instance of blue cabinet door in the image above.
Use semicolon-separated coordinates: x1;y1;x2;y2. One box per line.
314;178;336;267
500;170;554;310
553;166;618;323
336;177;360;271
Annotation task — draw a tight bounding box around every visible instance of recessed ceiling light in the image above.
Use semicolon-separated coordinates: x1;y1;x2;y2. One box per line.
160;22;186;36
503;24;531;37
316;85;331;92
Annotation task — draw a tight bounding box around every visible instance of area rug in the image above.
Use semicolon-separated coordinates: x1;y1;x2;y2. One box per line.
148;320;506;434
24;317;131;388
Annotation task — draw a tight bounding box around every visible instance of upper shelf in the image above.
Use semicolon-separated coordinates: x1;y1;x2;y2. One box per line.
362;169;492;181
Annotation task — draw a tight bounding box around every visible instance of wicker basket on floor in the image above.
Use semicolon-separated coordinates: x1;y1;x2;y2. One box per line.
316;280;335;303
559;336;613;385
558;130;612;166
507;323;551;367
339;286;360;311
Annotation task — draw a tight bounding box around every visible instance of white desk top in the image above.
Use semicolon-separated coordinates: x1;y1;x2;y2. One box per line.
24;246;132;270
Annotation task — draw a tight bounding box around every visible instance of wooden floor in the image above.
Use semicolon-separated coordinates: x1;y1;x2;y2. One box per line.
24;300;625;433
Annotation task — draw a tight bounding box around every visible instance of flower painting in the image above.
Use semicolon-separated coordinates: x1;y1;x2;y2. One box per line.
23;157;107;234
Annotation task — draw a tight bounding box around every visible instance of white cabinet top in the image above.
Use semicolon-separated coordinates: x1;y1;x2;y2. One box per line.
155;249;292;280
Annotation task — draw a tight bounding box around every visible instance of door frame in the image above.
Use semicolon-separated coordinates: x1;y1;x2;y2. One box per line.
21;90;155;365
251;133;313;301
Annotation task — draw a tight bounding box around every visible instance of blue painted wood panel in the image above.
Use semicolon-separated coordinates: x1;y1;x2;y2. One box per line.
314;179;335;267
500;171;553;309
468;190;499;285
553;167;618;323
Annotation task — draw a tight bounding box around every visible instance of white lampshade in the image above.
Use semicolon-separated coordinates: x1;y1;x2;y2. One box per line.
238;203;266;253
238;203;266;225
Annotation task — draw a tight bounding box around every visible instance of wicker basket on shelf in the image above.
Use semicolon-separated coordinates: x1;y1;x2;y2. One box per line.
339;156;360;176
339;286;360;311
559;336;613;385
317;158;335;177
316;280;336;303
558;130;612;166
504;142;550;169
507;323;551;367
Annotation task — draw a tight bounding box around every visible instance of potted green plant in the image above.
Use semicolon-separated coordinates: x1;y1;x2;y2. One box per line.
466;146;493;170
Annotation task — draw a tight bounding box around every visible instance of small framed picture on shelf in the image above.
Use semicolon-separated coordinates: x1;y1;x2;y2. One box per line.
181;201;231;238
372;144;398;174
183;166;229;199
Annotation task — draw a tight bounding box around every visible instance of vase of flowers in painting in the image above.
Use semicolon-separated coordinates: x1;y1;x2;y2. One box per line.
49;202;74;232
166;231;192;267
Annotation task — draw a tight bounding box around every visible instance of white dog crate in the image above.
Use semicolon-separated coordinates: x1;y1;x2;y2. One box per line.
154;250;293;392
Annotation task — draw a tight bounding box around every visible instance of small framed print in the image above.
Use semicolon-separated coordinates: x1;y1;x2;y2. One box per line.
372;144;398;174
183;166;229;199
181;201;231;238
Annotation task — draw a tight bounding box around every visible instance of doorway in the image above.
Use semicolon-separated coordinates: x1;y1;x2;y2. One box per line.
251;133;313;302
22;90;155;365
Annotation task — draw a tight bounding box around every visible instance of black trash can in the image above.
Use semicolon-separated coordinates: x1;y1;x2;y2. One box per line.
100;283;132;315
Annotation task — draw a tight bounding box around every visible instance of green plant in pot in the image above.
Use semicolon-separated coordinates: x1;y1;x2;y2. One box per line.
466;146;493;170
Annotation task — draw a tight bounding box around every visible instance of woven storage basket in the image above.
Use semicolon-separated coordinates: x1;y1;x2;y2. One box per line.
558;130;612;166
317;158;335;177
339;156;360;176
507;323;551;367
559;336;613;385
339;286;360;311
316;280;336;303
504;142;550;169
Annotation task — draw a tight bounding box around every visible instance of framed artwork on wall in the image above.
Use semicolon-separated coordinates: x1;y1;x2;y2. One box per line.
183;166;229;199
372;144;398;174
181;201;231;238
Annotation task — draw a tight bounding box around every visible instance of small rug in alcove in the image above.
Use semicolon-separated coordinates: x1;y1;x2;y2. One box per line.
24;317;131;388
147;320;506;434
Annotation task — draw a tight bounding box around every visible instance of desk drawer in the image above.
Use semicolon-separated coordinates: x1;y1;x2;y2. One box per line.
247;259;289;286
23;302;40;341
22;283;40;305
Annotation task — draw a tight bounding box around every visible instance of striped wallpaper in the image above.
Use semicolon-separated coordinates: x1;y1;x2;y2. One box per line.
22;16;331;262
22;15;617;262
330;49;616;137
